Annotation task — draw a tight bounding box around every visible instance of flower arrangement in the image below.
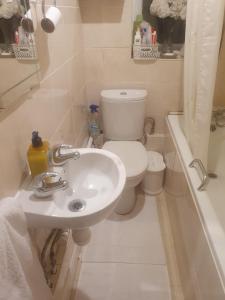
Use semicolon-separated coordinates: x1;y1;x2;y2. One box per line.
150;0;187;20
0;0;24;19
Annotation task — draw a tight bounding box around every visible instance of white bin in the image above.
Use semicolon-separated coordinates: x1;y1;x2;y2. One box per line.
142;151;165;195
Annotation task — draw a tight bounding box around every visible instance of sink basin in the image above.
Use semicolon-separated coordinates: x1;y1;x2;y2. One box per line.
18;148;126;233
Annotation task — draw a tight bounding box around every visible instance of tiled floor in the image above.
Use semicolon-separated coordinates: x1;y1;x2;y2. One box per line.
74;192;171;300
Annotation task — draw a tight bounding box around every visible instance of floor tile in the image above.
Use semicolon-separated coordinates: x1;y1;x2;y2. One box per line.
75;263;171;300
82;193;166;264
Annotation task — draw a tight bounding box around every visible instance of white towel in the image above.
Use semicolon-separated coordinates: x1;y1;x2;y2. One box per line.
0;198;53;300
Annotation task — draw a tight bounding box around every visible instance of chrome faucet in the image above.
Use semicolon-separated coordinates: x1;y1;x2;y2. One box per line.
210;113;217;132
52;144;80;165
33;172;69;198
211;109;225;131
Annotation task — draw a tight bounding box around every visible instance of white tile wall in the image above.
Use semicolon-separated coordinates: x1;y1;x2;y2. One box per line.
81;0;184;133
0;0;88;197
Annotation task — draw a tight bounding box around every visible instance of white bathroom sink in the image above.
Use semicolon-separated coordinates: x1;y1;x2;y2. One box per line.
18;148;126;230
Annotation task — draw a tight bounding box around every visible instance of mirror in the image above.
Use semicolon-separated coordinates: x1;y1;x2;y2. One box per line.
0;0;39;110
0;0;32;56
133;0;187;59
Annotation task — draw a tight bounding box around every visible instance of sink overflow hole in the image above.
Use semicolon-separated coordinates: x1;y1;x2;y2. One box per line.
68;199;86;212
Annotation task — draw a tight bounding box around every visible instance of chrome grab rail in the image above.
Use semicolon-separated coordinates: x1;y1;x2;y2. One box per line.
189;159;209;191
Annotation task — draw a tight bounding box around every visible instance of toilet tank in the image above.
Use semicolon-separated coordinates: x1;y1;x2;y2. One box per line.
101;89;147;140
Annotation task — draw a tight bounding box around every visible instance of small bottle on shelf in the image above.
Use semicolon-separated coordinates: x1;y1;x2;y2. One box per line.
88;105;101;148
134;28;142;46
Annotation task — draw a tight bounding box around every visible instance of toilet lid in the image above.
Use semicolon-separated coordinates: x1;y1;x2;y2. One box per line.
103;141;148;178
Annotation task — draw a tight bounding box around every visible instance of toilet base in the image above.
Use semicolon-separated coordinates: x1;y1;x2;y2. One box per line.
115;187;136;215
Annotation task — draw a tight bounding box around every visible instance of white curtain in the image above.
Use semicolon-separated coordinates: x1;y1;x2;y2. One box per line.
184;0;225;167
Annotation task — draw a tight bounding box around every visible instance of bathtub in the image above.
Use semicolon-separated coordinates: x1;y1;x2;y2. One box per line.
165;114;225;299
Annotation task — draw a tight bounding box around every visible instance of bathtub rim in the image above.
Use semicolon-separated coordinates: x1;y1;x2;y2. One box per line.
167;114;225;291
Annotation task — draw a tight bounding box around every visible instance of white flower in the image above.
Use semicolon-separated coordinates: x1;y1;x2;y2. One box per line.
150;0;171;18
0;0;22;19
150;0;187;20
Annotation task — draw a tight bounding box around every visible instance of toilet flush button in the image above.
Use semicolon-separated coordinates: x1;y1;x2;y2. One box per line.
120;91;127;95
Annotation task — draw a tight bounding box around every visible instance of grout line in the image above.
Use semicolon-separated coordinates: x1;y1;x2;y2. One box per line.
84;46;131;50
36;4;78;9
75;194;173;298
156;192;185;300
81;261;167;266
40;53;80;84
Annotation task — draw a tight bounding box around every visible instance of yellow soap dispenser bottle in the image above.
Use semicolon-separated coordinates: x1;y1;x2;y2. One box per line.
27;131;49;177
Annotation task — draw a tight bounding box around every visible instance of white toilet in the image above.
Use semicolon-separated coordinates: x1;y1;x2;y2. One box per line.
101;89;148;215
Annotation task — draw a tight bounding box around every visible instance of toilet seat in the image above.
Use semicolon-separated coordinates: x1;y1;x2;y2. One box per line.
103;141;148;179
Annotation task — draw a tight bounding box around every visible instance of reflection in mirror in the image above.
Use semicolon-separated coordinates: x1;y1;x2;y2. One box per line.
0;0;31;56
0;0;39;112
133;0;187;59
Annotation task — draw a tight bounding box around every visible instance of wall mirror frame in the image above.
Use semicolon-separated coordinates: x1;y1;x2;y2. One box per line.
132;0;186;60
0;0;39;112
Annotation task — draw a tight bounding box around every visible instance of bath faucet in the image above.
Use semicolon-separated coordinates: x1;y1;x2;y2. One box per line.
52;144;80;165
33;172;69;198
210;114;217;132
211;109;225;130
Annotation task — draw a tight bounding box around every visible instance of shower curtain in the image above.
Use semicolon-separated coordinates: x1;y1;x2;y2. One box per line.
184;0;225;167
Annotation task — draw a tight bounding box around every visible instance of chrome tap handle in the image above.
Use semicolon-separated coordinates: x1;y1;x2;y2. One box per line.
41;172;63;188
58;144;73;152
51;144;80;165
58;144;80;159
189;159;209;191
33;172;68;197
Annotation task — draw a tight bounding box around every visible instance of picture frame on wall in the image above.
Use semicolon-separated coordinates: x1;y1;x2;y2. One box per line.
132;0;186;59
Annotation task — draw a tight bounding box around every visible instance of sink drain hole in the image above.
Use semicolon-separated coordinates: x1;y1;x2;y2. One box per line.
68;199;86;212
